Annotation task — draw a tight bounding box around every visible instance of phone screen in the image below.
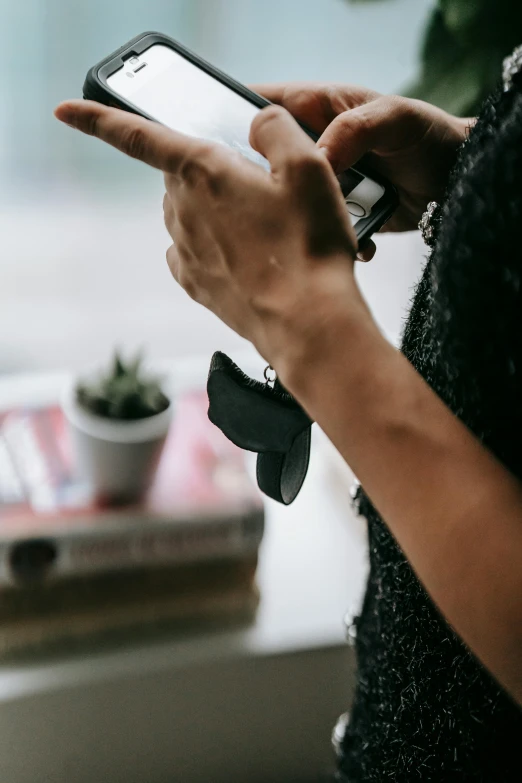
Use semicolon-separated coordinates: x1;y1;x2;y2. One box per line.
107;44;384;222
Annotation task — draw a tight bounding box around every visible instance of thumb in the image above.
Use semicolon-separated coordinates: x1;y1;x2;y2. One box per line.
317;95;412;173
249;104;318;177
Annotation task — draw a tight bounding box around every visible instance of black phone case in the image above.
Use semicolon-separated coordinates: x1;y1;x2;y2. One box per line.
83;31;398;243
83;32;398;505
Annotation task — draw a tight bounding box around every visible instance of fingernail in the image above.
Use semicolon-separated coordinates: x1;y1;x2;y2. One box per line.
318;146;335;165
318;145;339;171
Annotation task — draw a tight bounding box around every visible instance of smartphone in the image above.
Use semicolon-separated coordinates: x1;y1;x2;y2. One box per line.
84;32;397;241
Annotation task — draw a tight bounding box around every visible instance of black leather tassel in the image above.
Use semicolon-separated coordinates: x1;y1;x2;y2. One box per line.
207;351;313;504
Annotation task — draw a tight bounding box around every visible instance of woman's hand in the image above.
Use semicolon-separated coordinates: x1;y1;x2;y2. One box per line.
55;100;365;373
254;83;472;233
55;98;522;703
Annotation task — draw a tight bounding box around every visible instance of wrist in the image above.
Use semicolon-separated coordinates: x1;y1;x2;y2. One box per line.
265;268;376;400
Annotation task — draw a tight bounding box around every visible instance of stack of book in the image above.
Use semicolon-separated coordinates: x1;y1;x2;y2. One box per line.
0;391;264;654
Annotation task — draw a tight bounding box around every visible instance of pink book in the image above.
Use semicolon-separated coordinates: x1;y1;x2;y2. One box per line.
0;392;264;588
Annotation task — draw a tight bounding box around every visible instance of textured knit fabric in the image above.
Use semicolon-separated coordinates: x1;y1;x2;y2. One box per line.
338;85;522;781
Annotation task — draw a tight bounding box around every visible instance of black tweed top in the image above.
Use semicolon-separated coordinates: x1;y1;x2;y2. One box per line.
338;83;522;779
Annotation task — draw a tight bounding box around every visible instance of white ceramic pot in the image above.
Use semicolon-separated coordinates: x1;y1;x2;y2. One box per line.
62;381;173;504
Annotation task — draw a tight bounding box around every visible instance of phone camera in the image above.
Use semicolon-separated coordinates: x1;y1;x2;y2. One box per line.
126;72;135;79
129;56;140;65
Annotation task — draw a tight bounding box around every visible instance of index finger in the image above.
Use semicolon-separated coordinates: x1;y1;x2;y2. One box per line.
54;100;201;173
249;83;287;104
250;82;335;134
249;82;380;135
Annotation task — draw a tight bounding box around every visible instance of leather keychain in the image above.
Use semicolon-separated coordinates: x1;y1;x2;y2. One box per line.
207;352;313;504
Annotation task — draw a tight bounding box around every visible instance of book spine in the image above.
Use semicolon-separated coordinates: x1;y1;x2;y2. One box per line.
0;583;261;654
0;510;264;588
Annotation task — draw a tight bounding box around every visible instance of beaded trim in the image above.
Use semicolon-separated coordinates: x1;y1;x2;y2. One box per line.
418;44;522;250
503;44;522;92
418;200;442;249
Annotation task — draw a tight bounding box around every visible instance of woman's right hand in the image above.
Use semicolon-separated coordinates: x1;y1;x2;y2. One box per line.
253;83;472;233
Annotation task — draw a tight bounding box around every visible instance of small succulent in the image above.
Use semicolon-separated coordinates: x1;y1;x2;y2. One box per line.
76;352;170;421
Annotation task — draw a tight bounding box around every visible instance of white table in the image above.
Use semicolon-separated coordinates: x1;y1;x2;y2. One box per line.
0;357;368;783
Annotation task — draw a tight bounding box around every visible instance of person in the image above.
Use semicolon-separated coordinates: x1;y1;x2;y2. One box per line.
55;46;522;780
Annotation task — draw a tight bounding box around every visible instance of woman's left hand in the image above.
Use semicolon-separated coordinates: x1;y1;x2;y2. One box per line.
55;100;362;373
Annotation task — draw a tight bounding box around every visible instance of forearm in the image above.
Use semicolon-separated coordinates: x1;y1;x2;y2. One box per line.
278;293;522;703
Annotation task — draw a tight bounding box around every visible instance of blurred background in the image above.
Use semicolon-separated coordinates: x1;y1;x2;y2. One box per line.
1;0;436;375
2;6;522;780
2;0;521;375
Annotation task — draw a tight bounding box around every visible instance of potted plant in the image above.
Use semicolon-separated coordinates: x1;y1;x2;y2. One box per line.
62;352;172;504
354;0;522;116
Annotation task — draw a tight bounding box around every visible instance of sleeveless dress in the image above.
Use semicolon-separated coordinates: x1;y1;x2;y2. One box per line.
336;52;522;782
